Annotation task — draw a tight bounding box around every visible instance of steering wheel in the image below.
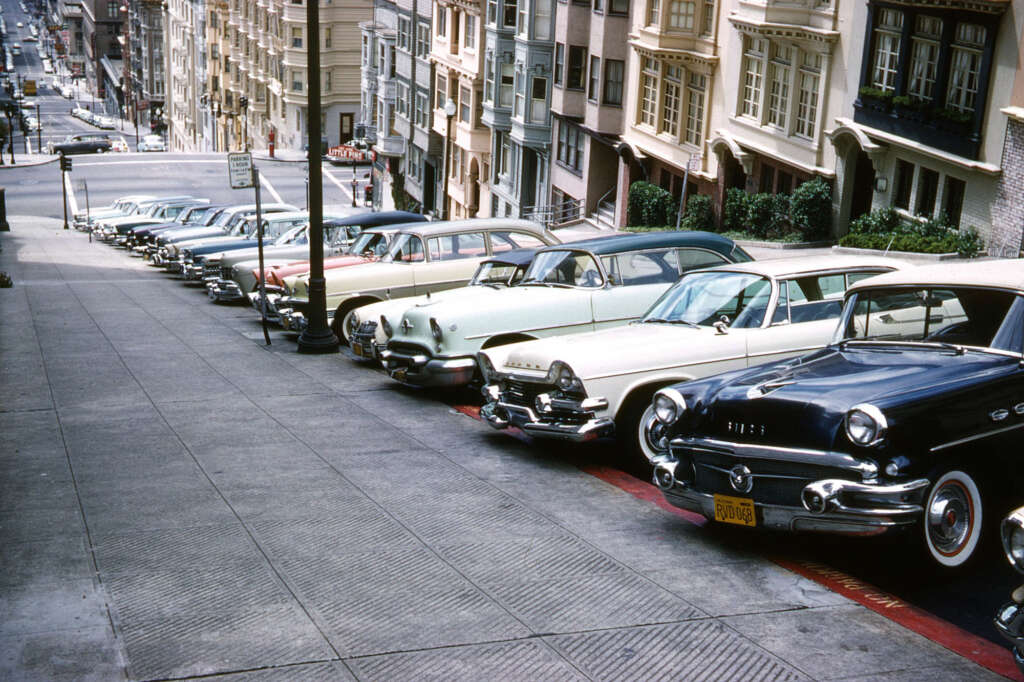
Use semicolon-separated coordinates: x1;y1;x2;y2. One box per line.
581;270;602;287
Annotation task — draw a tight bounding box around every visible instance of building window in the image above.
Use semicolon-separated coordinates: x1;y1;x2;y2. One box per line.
460;86;471;122
487;0;497;24
324;27;331;48
871;8;903;93
893;159;914;210
907;15;941;100
514;71;525;118
530;76;547;121
943;176;966;227
948;22;985;113
647;0;659;26
292;27;302;48
324;70;331;92
639;57;659;127
416;24;430;58
484;58;494;103
499;63;514;107
594;0;603;12
503;0;517;27
396;83;409;117
766;44;792;129
701;0;714;35
684;72;705;145
557;120;583;172
794;52;820;139
398;17;410;50
465;14;476;49
437;74;448;109
415;91;429;128
291;70;302;91
588;56;600;101
554;43;564;86
567;46;586;89
500;132;511;176
668;0;695;30
603;59;623;105
609;0;628;16
915;167;939;216
741;37;765;119
660;64;681;137
535;0;552;40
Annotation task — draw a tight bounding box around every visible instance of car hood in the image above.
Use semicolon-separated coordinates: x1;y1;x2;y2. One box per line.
499;322;733;379
691;345;1019;450
288;261;408;298
355;284;499;328
264;255;370;288
220;245;310;269
158;227;225;244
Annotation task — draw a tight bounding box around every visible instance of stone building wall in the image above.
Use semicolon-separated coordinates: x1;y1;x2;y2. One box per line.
991;116;1024;257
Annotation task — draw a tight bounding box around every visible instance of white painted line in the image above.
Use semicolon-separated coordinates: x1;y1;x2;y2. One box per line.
72;159;231;167
259;172;284;204
64;170;78;215
323;166;353;199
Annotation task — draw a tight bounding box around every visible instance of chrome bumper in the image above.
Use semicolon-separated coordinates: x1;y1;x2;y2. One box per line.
995;589;1024;675
205;279;245;302
652;451;928;535
247;291;283;322
281;310;307;332
165;259;185;274
479;387;613;442
380;350;477;387
349;332;383;360
183;263;205;280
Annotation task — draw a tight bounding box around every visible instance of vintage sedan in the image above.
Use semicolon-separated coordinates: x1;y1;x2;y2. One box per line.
276;219;559;335
156;204;299;270
180;212;319;281
73;194;156;230
649;259;1024;569
479;255;904;466
206;211;425;303
349;248;536;361
381;232;751;388
995;506;1024;674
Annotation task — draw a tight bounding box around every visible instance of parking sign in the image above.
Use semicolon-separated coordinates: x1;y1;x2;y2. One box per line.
228;152;254;189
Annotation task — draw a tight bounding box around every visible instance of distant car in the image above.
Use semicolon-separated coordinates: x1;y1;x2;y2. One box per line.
110;136;129;152
15;21;22;27
137;134;166;152
49;133;112;155
95;115;116;129
11;43;20;54
24;115;38;131
23;35;36;42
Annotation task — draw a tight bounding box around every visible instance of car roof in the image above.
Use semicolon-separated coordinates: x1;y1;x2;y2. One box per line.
696;254;909;279
536;230;741;257
482;247;537;266
323;210;426;227
846;258;1024;294
397;218;546;238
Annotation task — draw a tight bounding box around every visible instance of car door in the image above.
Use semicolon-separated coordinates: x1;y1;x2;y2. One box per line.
411;232;489;295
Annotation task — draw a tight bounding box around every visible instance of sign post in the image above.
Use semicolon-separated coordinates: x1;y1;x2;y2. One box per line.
675;154;703;231
227;152;271;346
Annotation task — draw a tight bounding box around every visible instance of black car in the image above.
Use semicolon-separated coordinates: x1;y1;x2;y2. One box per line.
648;260;1024;569
995;506;1024;674
50;133;113;155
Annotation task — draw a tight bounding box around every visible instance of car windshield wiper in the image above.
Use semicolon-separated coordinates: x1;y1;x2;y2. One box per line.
643;317;700;327
839;339;967;355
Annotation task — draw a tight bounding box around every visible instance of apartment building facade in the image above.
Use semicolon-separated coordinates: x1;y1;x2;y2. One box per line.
360;0;403;210
166;0;208;151
126;0;166;131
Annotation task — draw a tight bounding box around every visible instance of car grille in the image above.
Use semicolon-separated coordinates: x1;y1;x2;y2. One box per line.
355;320;378;338
505;379;553;405
670;440;855;506
203;262;220;277
388;341;430;357
221;265;233;280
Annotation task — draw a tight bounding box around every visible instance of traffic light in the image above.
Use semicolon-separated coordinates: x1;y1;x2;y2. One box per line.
239;95;248;109
59;155;72;171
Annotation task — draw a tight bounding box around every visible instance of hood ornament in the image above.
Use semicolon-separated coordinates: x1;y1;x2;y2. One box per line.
400;318;413;333
729;465;754;493
746;378;795;399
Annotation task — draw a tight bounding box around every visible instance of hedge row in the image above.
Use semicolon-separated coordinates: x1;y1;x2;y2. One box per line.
838;207;983;257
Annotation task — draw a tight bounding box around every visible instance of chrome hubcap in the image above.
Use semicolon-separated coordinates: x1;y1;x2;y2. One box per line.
639;405;667;463
927;483;972;555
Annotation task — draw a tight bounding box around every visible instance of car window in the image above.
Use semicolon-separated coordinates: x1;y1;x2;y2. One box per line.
428;233;487;261
676;248;731;273
771;274;849;325
523;250;603;288
644;271;772;327
490;230;546;252
386;234;425;262
471;261;522;287
602;249;680;286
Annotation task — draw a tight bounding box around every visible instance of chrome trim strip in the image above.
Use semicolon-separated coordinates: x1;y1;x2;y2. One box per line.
700;462;807;481
930;421;1024;452
670;436;879;477
464;321;592;341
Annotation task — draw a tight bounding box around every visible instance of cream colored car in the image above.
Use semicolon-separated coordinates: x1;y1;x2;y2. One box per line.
478;255;908;468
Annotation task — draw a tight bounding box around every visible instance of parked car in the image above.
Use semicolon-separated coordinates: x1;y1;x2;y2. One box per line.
137;134;166;152
124;201;212;249
479;255;905;467
49;133;112;155
649;259;1024;569
380;231;752;388
275;219;563;336
95;115;116;129
154;203;299;268
180;212;317;281
995;506;1024;674
110;136;129;152
206;210;425;303
73;195;157;231
349;248;537;362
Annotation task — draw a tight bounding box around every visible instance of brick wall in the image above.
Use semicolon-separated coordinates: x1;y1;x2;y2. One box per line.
991;118;1024;257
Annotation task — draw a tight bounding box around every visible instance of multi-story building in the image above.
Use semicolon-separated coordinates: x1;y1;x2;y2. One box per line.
80;0;124;109
166;0;208;151
431;0;489;218
58;0;86;82
124;0;166;134
548;0;630;227
394;0;440;213
832;0;1023;245
360;0;404;209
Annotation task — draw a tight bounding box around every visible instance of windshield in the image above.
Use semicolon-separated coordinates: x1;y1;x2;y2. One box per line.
346;231;390;257
522;250;603;288
214;209;243;228
471;262;524;287
231;214;257;236
259;217;308;240
382;233;425;263
644;271;772;328
275;225;308;245
836;287;1022;351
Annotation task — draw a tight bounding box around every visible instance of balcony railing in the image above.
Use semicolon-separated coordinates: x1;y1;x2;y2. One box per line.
522;197;583;228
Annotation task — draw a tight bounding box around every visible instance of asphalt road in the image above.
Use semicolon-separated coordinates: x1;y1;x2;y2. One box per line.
2;145;1019;662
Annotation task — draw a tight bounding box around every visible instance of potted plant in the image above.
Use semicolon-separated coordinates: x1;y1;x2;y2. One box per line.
858;86;893;113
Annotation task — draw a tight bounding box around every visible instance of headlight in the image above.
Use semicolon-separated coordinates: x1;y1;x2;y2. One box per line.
380;315;393;338
478;353;496;382
548;361;581;393
430;318;444;344
653;388;686;425
348;311;360;335
1002;510;1024;572
844;403;887;447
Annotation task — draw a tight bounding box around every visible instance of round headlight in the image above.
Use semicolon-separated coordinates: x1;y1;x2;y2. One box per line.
430;318;444;343
653;388;686;425
844;403;887;447
348;311;360;334
380;315;394;338
1003;512;1024;572
556;365;574;390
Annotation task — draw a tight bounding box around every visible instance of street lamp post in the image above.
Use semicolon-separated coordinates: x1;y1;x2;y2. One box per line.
239;96;249;152
441;98;456;221
35;102;41;152
3;101;16;165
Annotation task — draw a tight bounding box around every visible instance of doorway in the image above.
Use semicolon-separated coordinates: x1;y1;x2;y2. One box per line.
339;113;353;145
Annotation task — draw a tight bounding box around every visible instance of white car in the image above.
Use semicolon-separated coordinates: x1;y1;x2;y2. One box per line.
24;115;38;131
95;115;116;129
137;134;166;152
478;255;908;467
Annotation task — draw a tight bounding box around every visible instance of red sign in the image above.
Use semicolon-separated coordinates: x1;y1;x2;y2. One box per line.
137;99;149;110
326;144;375;162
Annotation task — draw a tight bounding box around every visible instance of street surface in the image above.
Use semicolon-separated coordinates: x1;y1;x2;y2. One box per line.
1;215;1014;681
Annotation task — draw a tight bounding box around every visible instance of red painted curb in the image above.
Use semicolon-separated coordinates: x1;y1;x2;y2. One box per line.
451;404;1022;680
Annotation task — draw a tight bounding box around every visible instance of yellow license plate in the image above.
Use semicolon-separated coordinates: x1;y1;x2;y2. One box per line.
392;367;407;382
713;494;756;527
352;343;363;357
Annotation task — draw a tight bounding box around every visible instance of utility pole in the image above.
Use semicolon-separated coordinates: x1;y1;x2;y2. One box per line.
59;153;71;230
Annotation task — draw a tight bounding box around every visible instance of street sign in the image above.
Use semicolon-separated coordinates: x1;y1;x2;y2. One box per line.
326;143;374;163
227;152;254;189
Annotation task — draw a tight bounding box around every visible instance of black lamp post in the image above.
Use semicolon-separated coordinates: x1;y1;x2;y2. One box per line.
239;95;248;152
441;97;456;220
297;0;338;353
3;100;16;165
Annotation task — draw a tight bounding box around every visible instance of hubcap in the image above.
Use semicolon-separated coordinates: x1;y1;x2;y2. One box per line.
639;406;667;463
927;481;973;556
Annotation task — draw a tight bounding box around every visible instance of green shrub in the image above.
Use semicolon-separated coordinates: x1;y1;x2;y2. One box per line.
848;206;901;235
723;188;748;233
842;208;984;257
628;181;676;227
955;227;983;258
678;193;715;232
858;86;892;101
744;193;789;239
789;177;833;240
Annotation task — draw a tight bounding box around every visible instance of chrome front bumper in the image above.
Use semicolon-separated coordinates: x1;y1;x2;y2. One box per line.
379;350;477;387
995;588;1024;675
247;291;284;322
652;439;929;535
205;279;245;302
350;323;382;360
183;263;206;280
480;386;613;442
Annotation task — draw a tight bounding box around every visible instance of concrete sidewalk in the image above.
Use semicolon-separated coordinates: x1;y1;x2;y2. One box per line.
0;217;1006;681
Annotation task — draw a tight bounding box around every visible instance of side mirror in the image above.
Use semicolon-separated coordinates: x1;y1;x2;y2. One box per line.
713;315;730;335
607;273;620;286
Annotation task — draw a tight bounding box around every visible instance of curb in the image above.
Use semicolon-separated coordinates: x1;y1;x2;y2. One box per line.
734;239;835;250
0;156;59;168
830;245;964;261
